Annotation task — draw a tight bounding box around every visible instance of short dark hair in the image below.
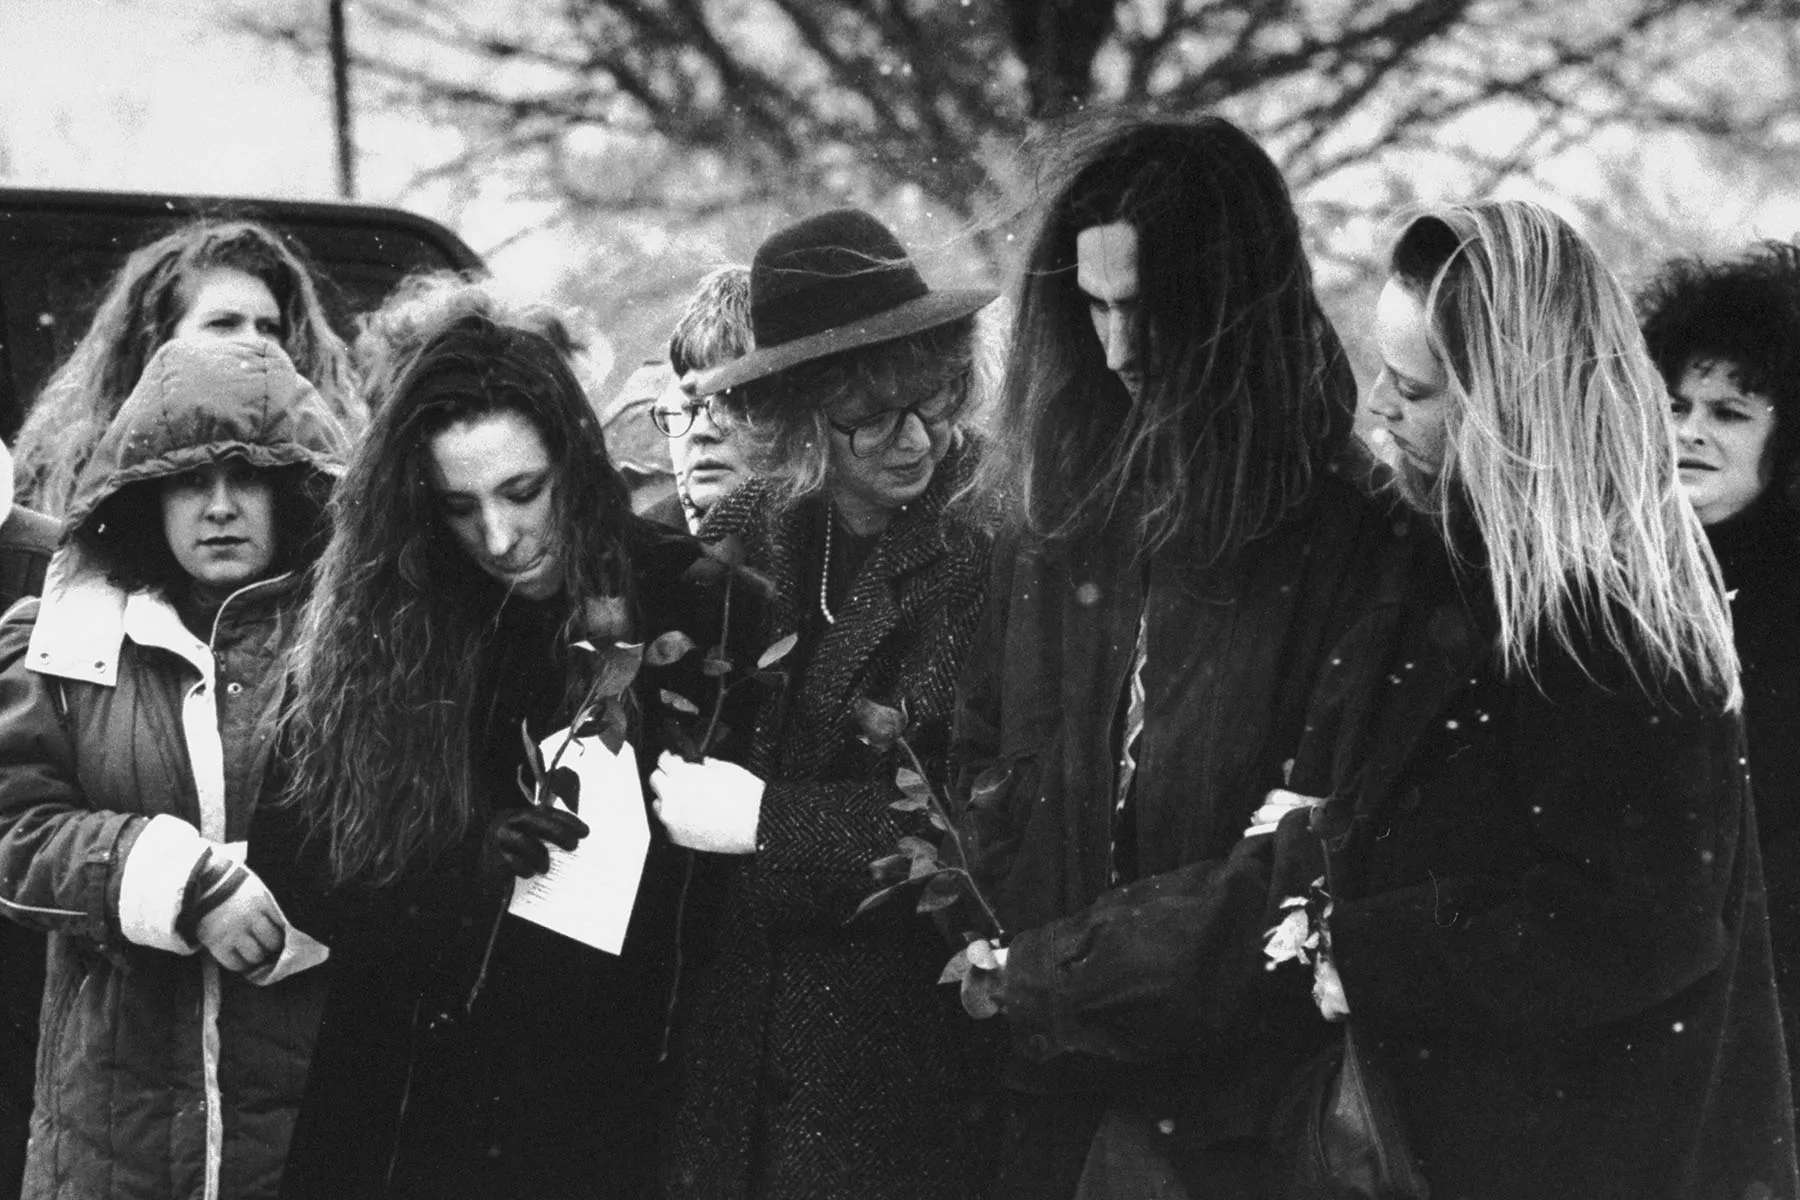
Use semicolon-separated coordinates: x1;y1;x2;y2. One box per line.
81;460;331;595
1637;240;1800;489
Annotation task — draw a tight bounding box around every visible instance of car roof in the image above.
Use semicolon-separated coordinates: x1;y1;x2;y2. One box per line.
0;186;483;436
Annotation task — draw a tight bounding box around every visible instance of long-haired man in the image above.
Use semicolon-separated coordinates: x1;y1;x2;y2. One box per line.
954;114;1417;1199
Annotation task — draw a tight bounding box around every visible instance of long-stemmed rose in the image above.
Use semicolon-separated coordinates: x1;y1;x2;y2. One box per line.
848;697;1007;1018
470;546;777;1015
653;532;792;762
628;532;793;1058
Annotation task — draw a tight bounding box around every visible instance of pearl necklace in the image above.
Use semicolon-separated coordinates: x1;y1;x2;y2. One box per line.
819;501;903;625
819;507;838;625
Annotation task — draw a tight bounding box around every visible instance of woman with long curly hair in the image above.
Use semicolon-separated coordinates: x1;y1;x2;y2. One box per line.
1326;200;1795;1197
272;277;743;1200
12;218;359;518
1637;239;1800;1119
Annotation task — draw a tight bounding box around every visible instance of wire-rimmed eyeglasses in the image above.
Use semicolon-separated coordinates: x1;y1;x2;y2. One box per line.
650;392;731;439
826;373;970;458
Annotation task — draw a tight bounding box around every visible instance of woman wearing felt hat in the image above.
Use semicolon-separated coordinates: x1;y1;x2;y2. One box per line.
651;209;1002;1200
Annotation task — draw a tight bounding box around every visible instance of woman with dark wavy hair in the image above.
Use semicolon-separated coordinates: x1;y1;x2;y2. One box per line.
12;218;359;518
1637;239;1800;1120
273;279;737;1200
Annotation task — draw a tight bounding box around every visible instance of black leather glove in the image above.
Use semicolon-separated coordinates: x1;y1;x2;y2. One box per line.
482;806;590;879
175;845;252;946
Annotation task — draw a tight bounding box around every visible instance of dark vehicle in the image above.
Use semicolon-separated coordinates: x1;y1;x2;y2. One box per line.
0;186;483;435
0;187;481;1196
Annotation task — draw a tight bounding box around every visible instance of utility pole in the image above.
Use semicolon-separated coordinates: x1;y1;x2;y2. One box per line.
329;0;356;199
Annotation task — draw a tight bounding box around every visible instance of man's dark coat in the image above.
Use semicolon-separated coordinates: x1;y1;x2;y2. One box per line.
956;464;1413;1198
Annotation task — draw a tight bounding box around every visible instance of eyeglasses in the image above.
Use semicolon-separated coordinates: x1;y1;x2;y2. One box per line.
826;375;969;458
650;392;731;439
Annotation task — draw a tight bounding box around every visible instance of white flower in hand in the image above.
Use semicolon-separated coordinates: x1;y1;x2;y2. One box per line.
1263;877;1328;970
1263;902;1316;969
942;938;1008;1019
1261;876;1350;1020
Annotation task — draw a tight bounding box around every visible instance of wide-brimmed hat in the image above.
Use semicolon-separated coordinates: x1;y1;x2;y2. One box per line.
691;208;995;396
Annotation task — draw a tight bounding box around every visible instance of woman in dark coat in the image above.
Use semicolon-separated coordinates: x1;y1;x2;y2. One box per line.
1638;242;1800;1117
1340;201;1796;1198
651;209;1000;1200
0;337;345;1199
272;278;741;1200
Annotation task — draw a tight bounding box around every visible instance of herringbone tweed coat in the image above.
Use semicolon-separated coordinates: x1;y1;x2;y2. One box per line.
666;442;1000;1200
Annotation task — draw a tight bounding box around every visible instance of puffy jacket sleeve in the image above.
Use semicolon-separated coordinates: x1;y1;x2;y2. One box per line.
0;601;205;952
1330;669;1744;1037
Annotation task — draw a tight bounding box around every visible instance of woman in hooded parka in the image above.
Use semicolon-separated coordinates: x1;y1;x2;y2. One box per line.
0;335;345;1200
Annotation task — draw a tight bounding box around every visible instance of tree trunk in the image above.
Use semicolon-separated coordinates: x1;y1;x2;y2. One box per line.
1004;0;1116;119
329;0;356;199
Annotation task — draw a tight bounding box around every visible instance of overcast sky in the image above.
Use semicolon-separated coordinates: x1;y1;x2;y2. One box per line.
0;0;568;292
3;1;343;196
6;0;1799;332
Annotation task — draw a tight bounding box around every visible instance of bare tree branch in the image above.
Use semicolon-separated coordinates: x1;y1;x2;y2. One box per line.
232;0;1800;318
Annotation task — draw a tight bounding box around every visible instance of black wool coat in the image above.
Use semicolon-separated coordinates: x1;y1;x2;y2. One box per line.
1316;534;1798;1200
1711;492;1800;1125
954;462;1416;1199
665;443;1001;1200
274;516;747;1200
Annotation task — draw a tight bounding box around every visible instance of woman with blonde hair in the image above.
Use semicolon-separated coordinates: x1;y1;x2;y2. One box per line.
1318;200;1797;1197
652;208;1000;1200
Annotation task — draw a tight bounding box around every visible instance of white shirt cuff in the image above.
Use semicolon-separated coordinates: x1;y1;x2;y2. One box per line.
117;814;208;954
